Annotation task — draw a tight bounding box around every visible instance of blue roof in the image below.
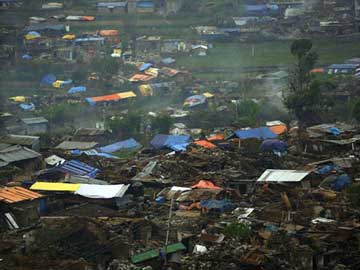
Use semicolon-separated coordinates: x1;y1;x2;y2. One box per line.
150;134;191;149
136;1;155;8
68;86;87;94
99;138;141;153
58;160;99;178
234;127;277;140
328;64;358;69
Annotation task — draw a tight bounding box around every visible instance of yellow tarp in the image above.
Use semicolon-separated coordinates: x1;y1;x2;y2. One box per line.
139;84;153;96
9;96;26;103
62;34;76;40
25;34;40;40
203;92;214;98
117;91;137;99
145;68;159;77
30;182;80;192
52;80;64;88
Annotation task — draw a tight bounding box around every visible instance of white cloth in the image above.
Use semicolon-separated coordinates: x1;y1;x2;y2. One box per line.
75;184;129;199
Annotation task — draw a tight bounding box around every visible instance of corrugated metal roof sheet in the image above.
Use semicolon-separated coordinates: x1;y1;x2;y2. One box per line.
131;243;186;264
30;182;81;192
0;186;44;204
59;160;100;177
21;117;48;125
0;134;39;146
257;169;311;182
55;141;98;150
74;128;107;137
0;145;41;163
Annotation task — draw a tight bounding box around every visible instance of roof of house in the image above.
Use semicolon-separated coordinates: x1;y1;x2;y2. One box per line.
99;138;141;153
0;186;44;204
233;127;277;140
0;145;41;164
131;243;186;264
257;169;311;183
74;128;107;137
96;2;127;7
55;141;98;150
137;1;155;8
21;117;48;125
59;160;100;178
86;91;136;105
24;24;65;32
30;182;81;192
0;134;39;146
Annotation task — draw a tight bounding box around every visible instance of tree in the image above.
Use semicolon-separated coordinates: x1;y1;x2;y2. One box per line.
351;97;360;122
107;111;142;139
151;114;173;134
283;39;334;127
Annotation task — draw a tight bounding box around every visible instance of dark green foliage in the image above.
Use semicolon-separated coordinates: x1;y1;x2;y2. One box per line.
351;98;360;122
107;111;142;139
348;185;360;208
284;39;335;127
151;114;173;134
223;222;251;241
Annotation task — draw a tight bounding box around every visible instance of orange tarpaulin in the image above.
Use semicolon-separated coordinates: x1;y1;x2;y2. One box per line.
88;91;136;103
82;16;95;21
99;30;119;36
269;125;287;135
129;74;155;82
207;134;224;141
192;180;221;190
194;140;216;149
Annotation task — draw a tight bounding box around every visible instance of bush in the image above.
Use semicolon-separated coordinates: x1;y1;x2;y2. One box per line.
223;222;251;241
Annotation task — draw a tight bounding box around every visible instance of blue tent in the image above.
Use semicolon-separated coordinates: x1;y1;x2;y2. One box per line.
150;134;191;149
331;174;351;191
139;62;153;71
184;95;207;108
100;138;141;153
41;73;56;85
200;199;236;213
234;127;277;140
261;139;287;152
22;54;32;60
19;103;35;111
68;86;87;94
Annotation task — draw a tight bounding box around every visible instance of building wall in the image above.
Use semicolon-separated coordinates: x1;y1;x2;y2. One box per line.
166;0;183;15
26;123;48;135
97;6;126;14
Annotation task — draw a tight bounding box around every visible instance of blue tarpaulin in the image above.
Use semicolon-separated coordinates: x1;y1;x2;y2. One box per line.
329;127;341;136
315;164;343;175
261;139;287;152
137;1;155;8
22;54;32;60
169;143;190;152
19;103;35;111
139;62;153;71
200;199;235;213
100;138;141;153
41;73;56;85
331;174;351;191
71;149;119;159
150;134;191;149
59;160;99;178
60;79;73;87
184;95;207;108
234;127;277;140
68;86;87;94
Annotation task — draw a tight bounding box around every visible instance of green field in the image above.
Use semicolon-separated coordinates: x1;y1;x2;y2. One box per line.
177;38;360;70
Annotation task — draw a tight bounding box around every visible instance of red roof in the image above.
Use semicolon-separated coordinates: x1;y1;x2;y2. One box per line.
0;186;44;204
